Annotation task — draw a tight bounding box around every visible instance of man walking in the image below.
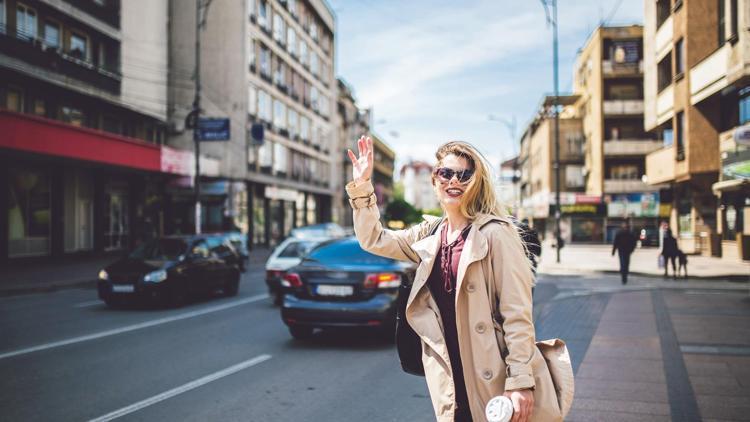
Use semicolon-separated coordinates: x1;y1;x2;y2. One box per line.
612;222;637;285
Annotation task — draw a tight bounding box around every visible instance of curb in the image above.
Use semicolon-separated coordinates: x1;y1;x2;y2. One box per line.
540;268;750;283
0;279;98;298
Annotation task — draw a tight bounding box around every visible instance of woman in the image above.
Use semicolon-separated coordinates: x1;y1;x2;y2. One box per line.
661;228;679;278
346;137;559;422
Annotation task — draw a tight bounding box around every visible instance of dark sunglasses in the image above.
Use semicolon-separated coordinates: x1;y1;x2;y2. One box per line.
434;167;475;183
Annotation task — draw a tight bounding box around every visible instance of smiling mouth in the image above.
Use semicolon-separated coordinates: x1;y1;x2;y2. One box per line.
445;188;464;198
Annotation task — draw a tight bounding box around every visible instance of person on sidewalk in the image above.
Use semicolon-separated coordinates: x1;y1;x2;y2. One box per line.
661;229;679;278
612;222;637;285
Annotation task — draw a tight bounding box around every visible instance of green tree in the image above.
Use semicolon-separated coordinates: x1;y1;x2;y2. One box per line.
384;198;422;226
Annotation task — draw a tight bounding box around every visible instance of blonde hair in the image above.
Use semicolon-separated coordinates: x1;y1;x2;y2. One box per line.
433;141;504;220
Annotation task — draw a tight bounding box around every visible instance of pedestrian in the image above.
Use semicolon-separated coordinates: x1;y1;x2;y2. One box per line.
346;137;561;422
611;222;637;285
661;229;679;278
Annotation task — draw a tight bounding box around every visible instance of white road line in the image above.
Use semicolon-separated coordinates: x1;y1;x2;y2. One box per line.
0;293;269;360
74;300;103;308
88;354;272;422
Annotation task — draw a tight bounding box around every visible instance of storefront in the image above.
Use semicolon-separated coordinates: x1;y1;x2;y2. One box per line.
604;192;661;243
714;132;750;261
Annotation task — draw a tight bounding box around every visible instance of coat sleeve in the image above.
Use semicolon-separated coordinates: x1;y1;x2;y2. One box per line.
345;179;432;263
491;222;536;391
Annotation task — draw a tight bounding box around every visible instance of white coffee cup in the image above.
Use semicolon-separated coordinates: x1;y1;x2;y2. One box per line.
485;395;514;422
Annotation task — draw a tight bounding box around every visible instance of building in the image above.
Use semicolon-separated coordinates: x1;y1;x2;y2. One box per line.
335;77;370;226
573;25;665;242
400;160;439;212
643;0;749;261
0;0;175;261
518;95;599;243
498;157;521;215
168;0;338;246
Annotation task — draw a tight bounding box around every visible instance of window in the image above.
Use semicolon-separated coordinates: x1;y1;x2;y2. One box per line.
321;61;329;83
43;20;60;48
675;111;685;160
674;38;685;76
273;142;288;174
606;83;641;100
247;0;255;18
0;0;6;34
33;99;45;116
739;87;750;124
662;127;674;147
299;40;308;67
288;108;298;138
288;0;297;17
259;44;271;77
7;166;51;257
287;28;296;56
258;141;273;170
60;106;85;127
730;0;738;41
258;0;269;30
258;89;272;122
16;3;37;40
248;39;256;71
310;52;319;77
300;115;310;141
102;115;121;134
69;32;89;61
273;13;285;45
6;86;23;112
656;0;670;28
718;0;726;46
310;21;318;41
657;55;672;92
273;99;286;129
248;84;257;116
310;85;318;110
274;58;286;87
610;165;639;180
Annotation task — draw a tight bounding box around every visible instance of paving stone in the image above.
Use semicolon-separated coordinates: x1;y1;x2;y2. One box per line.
689;375;750;396
565;408;671;422
594;320;659;337
696;395;750;421
576;361;667;383
683;359;732;377
573;379;669;403
570;397;670;415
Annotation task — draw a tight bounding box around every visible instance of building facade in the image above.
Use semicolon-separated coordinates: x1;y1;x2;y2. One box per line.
0;0;175;261
574;25;665;242
400;160;439;212
519;95;599;243
335;77;369;226
168;0;338;246
643;0;749;260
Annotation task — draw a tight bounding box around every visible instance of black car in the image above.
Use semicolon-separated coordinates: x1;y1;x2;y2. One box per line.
97;236;241;307
220;232;249;272
280;237;414;340
207;234;245;272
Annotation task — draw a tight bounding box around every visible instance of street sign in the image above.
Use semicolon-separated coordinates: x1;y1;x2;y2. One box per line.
196;118;230;141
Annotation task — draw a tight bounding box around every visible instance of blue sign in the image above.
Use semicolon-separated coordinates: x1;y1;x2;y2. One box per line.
196;118;230;141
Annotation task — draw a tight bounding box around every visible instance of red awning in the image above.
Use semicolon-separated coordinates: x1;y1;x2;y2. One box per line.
0;110;161;172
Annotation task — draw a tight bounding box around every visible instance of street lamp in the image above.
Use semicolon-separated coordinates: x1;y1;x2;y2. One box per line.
540;0;562;263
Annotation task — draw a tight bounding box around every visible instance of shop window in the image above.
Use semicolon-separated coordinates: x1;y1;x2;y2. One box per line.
104;190;129;250
306;194;316;225
252;189;265;245
60;106;86;127
6;86;24;112
678;200;692;237
657;55;672;92
739;87;750;124
296;192;305;227
16;3;37;40
43;20;60;49
33;99;45;116
8;167;51;257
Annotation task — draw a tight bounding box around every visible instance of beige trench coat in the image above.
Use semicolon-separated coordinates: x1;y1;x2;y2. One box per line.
347;180;562;422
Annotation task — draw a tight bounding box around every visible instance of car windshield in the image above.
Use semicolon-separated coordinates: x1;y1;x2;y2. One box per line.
129;239;187;261
278;241;317;258
306;240;392;265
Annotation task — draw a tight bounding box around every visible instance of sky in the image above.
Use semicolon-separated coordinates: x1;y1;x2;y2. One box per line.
328;0;644;178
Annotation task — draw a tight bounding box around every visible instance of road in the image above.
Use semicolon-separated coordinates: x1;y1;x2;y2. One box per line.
1;263;747;421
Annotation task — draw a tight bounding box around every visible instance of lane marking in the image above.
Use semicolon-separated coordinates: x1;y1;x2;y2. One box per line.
74;300;103;308
0;293;269;360
88;354;272;422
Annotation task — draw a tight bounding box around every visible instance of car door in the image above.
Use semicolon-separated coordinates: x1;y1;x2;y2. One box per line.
188;240;212;293
206;237;231;290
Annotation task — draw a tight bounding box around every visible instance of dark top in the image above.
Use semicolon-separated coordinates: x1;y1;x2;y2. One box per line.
662;235;679;257
612;229;637;256
427;224;473;422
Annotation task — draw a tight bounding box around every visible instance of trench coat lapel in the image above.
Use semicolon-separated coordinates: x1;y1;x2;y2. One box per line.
454;224;489;299
408;230;441;308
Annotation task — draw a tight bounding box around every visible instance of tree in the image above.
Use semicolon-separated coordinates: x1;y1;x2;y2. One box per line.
384;198;422;226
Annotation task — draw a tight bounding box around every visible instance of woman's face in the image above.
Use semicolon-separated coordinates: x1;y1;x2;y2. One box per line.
433;154;474;211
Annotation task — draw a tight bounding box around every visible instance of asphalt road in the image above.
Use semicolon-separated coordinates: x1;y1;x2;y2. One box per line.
0;263;437;422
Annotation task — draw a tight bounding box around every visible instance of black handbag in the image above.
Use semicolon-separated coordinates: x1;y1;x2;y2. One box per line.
395;218;442;376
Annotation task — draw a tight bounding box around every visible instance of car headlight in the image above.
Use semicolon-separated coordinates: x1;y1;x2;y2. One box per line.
143;269;168;283
98;270;109;281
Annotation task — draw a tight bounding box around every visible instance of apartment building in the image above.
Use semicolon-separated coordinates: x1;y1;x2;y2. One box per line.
0;0;174;261
574;25;665;242
335;78;369;226
400;160;439;212
518;95;597;243
643;0;749;260
168;0;337;246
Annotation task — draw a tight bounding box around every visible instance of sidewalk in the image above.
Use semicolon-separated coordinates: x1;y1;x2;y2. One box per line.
0;248;272;297
539;243;750;281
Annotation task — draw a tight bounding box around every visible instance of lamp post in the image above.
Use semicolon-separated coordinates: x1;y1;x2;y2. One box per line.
191;0;213;235
540;0;562;263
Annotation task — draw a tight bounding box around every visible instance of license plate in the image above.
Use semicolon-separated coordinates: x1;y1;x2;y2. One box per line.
316;284;353;296
112;284;135;293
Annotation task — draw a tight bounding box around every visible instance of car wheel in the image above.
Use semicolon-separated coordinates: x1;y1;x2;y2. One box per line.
224;274;240;297
289;325;314;340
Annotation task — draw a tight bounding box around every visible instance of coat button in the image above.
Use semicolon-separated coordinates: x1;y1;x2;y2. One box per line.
466;283;475;292
475;322;486;334
482;369;493;380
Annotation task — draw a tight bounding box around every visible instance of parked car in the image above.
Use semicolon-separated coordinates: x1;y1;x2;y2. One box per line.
214;232;248;272
280;237;415;340
97;236;241;307
639;226;659;247
265;237;326;305
290;223;346;239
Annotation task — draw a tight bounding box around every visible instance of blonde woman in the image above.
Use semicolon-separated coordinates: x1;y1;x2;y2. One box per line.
347;138;559;422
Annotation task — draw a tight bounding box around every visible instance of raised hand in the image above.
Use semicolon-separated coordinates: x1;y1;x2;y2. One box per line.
347;135;374;184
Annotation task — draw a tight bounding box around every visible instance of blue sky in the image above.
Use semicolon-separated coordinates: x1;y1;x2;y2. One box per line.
328;0;644;175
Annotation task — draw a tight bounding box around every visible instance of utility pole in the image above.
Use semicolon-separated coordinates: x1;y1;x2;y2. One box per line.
541;0;561;263
192;0;212;234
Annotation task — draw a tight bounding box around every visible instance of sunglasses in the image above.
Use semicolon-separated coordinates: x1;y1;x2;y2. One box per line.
434;167;475;183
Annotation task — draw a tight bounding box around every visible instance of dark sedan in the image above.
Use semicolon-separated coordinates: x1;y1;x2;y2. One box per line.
280;237;414;340
97;236;241;307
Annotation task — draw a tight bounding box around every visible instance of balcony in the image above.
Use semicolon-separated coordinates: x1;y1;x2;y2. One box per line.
61;0;121;29
603;140;663;156
645;146;676;185
0;31;121;94
602;60;643;76
656;84;674;125
655;16;673;59
690;43;730;105
604;179;653;193
603;99;644;115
